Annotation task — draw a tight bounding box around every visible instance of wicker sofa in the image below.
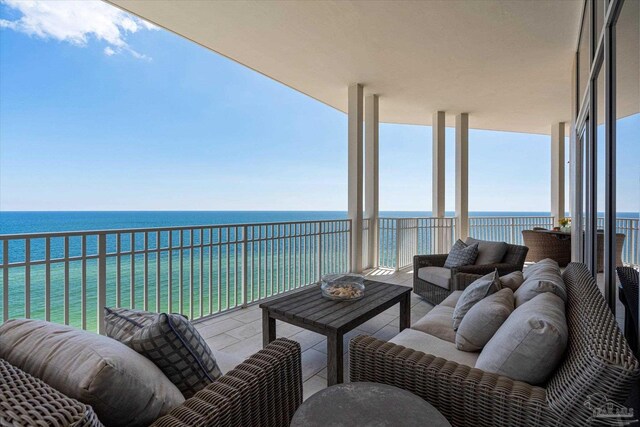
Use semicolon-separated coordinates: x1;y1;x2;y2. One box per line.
0;338;302;427
350;262;640;427
413;238;528;305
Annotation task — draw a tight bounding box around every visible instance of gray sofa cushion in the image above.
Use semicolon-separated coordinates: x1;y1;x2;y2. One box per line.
444;239;479;268
418;266;452;290
412;305;456;343
499;270;524;291
0;319;184;427
390;328;479;368
129;313;222;399
515;258;567;307
452;270;501;330
456;288;514;352
465;237;508;265
440;290;463;308
476;292;568;385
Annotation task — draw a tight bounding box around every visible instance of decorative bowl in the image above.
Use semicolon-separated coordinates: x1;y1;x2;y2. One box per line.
320;273;365;301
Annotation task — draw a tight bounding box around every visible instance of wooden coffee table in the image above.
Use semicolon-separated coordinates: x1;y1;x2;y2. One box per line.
260;280;411;386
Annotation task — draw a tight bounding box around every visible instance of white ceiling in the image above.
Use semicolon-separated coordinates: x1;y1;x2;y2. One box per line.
108;0;584;135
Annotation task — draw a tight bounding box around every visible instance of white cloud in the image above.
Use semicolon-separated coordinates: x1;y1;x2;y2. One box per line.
0;0;157;59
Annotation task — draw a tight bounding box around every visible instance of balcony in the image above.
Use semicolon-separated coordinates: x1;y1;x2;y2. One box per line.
1;214;636;401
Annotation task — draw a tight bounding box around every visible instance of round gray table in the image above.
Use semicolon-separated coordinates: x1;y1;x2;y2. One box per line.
290;382;451;427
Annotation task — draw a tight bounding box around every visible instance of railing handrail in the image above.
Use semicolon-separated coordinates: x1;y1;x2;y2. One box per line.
0;218;352;240
379;216;455;220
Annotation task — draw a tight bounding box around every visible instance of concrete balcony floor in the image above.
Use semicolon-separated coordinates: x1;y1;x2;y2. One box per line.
194;266;627;401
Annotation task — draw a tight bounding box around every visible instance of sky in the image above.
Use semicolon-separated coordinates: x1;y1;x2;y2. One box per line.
0;0;637;213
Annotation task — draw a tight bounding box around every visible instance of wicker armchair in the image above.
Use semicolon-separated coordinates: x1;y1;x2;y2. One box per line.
350;263;640;427
413;242;528;305
151;338;302;427
523;230;625;271
522;230;571;266
1;337;302;427
617;266;639;356
1;357;103;427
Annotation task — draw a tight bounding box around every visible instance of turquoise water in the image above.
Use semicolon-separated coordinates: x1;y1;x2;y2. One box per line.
1;211;637;331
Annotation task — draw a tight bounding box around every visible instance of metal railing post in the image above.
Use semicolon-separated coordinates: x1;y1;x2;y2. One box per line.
242;225;248;308
509;217;515;244
97;233;107;335
317;222;323;280
395;219;402;271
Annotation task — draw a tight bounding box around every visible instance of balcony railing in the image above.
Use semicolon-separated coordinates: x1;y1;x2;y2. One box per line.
0;219;351;333
469;216;556;246
596;217;639;267
2;215;637;333
378;217;456;269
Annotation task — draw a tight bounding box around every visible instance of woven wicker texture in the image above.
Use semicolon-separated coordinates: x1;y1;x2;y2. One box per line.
522;230;572;266
413;243;528;305
617;266;639;354
0;358;103;427
150;338;302;427
351;262;640;427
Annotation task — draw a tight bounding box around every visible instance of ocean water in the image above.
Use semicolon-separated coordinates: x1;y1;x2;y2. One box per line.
0;211;637;331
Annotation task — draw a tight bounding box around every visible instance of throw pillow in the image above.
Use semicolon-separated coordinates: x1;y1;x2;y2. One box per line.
455;288;514;352
465;237;508;265
444;239;479;269
515;259;566;307
105;307;159;345
0;319;184;427
475;292;568;385
452;269;501;330
129;313;222;398
499;271;524;291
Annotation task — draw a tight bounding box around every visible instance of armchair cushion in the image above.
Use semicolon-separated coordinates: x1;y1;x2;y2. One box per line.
389;328;479;368
444;239;479;268
466;237;508;265
417;266;452;290
412;305;456;343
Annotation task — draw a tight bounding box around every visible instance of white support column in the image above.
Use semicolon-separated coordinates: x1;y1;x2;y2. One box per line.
348;83;364;273
455;113;469;240
365;94;379;269
551;122;566;226
432;111;446;252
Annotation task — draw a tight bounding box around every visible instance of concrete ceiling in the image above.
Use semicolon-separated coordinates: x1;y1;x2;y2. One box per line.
108;0;584;135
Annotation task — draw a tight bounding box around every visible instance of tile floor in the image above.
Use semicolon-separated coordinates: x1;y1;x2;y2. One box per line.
194;267;429;400
194;266;627;401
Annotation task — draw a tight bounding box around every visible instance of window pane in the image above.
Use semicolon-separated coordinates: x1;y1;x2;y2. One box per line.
595;0;606;43
615;0;640;267
578;3;591;103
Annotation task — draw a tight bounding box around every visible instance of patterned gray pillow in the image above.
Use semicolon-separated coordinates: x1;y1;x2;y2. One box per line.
129;313;222;398
104;307;159;345
444;239;479;268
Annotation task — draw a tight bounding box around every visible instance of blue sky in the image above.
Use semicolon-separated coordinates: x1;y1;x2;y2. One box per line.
0;1;637;213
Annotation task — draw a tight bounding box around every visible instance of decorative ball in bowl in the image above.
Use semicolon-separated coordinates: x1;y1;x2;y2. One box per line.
320;273;365;301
